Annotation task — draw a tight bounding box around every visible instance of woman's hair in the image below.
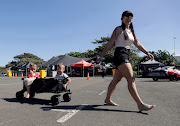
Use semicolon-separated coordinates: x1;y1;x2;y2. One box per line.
121;22;135;40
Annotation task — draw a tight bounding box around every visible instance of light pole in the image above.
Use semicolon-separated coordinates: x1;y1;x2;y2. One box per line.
174;37;176;55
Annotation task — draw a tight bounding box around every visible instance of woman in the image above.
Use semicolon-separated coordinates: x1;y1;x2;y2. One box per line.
97;10;155;112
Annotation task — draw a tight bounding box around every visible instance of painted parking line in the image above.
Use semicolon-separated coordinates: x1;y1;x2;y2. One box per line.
98;90;106;95
0;83;20;86
50;104;87;123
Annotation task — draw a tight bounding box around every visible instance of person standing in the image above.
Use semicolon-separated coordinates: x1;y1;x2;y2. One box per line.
97;10;155;112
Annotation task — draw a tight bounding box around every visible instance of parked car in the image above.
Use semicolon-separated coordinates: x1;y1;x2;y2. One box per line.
148;66;180;81
0;73;8;76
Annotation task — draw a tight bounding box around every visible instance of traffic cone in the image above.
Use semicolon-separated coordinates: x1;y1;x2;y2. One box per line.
87;72;90;80
15;73;17;77
21;73;23;78
21;73;24;80
12;73;14;77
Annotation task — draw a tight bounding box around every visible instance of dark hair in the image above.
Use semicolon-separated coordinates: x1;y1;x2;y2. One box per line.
121;22;135;40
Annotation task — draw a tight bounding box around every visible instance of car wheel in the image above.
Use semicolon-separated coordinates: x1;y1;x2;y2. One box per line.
153;77;158;81
170;74;177;81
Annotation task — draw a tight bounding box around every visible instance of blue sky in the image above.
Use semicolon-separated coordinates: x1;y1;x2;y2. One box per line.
0;0;179;67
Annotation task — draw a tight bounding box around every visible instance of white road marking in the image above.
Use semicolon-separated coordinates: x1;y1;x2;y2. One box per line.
98;90;106;95
86;91;99;93
56;104;87;123
0;83;20;86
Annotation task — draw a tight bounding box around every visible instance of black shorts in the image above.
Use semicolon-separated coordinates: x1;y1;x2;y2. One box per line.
113;47;130;69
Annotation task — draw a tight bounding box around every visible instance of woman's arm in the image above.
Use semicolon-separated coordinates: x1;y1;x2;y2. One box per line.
133;39;154;60
98;27;121;62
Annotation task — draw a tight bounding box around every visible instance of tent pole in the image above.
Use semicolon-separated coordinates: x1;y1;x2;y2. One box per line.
93;64;95;77
83;65;84;77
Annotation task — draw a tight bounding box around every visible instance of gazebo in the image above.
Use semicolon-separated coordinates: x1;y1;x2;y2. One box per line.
138;59;164;76
71;59;94;77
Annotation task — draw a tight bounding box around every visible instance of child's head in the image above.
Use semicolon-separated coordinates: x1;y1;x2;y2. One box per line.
57;63;65;75
29;63;37;73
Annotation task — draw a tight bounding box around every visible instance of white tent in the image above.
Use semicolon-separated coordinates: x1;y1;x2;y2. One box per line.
138;60;164;76
175;54;180;64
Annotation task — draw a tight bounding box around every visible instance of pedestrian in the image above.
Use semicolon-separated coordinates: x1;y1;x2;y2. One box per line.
97;10;155;112
101;63;106;78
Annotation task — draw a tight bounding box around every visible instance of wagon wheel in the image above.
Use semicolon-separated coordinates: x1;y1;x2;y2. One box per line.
63;93;71;102
30;91;35;98
16;91;24;100
51;95;60;105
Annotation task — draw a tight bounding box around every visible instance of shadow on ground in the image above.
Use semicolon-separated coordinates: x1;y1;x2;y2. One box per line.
41;104;148;115
3;97;51;105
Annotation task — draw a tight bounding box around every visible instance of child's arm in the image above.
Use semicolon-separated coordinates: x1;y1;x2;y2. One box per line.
64;78;71;88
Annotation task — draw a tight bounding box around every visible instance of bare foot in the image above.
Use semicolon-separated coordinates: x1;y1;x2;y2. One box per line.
138;103;156;112
25;93;30;99
104;100;119;106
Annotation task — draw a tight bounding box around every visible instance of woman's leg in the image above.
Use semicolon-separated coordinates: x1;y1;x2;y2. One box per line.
118;63;155;111
104;69;123;105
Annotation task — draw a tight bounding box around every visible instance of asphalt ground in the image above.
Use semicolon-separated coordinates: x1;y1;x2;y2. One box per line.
0;77;180;126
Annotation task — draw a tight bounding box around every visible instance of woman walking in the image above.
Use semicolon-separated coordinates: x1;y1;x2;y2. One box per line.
97;10;155;112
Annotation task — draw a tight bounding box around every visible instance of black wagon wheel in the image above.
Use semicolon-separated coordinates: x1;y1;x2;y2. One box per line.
153;77;158;81
16;91;24;100
63;93;71;102
51;95;60;105
30;91;35;98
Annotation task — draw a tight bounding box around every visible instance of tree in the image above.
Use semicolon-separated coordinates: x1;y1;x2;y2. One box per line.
6;53;45;69
140;50;176;66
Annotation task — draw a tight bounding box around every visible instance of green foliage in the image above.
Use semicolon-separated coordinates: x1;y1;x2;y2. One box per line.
140;50;176;66
6;53;45;69
0;67;7;73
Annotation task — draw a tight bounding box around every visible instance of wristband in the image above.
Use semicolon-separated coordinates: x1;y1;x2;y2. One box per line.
146;51;149;55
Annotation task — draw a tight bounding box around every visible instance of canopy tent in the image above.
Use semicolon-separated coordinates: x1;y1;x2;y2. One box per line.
71;59;94;77
175;54;180;65
138;59;164;76
71;59;94;67
139;59;164;66
17;62;30;69
51;54;92;66
17;62;31;77
41;56;59;67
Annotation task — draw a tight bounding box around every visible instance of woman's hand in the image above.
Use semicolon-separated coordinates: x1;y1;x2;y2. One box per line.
147;52;154;61
96;56;102;63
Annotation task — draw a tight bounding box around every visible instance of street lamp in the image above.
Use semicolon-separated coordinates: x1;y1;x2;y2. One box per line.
174;37;176;55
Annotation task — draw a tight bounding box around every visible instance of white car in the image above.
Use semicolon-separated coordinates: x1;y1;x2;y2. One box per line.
0;73;8;76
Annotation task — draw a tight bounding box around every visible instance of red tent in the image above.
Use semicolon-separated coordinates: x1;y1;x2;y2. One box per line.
71;59;94;67
71;59;94;77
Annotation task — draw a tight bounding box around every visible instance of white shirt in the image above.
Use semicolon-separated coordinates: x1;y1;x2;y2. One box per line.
115;28;134;49
55;73;69;79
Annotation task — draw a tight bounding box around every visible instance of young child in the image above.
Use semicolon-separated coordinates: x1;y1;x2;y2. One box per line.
23;62;39;98
55;63;71;89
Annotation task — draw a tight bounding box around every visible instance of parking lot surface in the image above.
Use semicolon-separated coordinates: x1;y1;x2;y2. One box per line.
0;77;180;126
